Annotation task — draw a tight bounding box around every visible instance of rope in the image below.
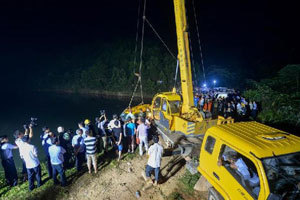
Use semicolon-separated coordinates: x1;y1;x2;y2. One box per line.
144;17;177;60
128;77;141;108
128;0;142;108
138;0;147;104
133;0;142;72
192;0;206;83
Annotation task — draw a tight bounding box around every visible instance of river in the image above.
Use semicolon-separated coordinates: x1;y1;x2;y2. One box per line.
0;91;133;171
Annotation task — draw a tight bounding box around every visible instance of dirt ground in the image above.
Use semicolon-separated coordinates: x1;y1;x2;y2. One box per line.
59;150;198;200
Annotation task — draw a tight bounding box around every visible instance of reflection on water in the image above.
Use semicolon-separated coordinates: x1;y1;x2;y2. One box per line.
0;91;131;170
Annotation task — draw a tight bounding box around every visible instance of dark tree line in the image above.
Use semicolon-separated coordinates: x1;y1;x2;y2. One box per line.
243;64;300;127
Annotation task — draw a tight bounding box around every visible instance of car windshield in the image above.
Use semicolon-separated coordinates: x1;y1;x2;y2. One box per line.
262;152;300;199
169;101;180;114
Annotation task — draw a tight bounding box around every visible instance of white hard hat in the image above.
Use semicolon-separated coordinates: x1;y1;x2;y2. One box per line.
57;126;64;133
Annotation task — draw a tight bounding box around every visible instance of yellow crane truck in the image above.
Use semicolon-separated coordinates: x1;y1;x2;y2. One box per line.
126;0;300;199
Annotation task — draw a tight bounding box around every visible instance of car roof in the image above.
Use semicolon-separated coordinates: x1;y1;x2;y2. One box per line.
208;121;300;158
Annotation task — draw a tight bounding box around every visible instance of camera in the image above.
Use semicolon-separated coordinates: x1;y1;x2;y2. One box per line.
23;117;38;130
30;118;38;127
100;110;106;115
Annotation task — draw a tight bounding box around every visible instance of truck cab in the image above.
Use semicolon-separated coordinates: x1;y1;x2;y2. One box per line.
198;121;300;200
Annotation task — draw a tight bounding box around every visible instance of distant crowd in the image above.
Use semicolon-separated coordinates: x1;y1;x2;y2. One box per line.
0;112;163;191
194;88;258;121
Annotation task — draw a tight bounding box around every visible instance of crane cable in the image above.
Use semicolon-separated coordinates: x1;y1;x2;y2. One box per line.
128;0;142;108
138;0;147;104
192;0;206;83
144;18;177;60
186;12;198;85
132;0;142;72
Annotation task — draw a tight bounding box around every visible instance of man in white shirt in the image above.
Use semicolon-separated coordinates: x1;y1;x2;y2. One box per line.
72;129;86;171
49;137;66;186
21;136;41;191
14;127;33;181
136;118;150;156
227;153;260;196
143;135;163;186
97;114;108;152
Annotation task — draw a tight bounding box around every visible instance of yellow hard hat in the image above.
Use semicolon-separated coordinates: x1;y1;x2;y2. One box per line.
84;119;91;125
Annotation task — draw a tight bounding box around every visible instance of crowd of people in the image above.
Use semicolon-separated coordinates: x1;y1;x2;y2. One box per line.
0;111;163;192
194;88;259;121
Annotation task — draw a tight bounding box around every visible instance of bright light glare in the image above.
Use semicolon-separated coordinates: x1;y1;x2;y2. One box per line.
203;83;207;87
213;80;217;84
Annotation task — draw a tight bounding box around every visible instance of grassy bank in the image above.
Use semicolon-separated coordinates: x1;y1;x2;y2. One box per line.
167;170;202;200
0;147;134;200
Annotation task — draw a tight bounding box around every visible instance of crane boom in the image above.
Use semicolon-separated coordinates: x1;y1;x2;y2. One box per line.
173;0;194;114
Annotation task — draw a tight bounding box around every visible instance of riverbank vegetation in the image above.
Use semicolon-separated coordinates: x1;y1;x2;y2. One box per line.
243;64;300;130
32;39;248;96
30;39;300;130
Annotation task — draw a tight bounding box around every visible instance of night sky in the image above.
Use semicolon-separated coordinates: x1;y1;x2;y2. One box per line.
0;0;299;91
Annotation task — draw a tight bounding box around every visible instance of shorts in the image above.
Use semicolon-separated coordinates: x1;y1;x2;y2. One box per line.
114;143;123;151
127;135;135;145
118;144;123;151
86;154;97;166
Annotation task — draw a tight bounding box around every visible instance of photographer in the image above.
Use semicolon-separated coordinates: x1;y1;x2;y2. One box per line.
97;111;108;152
14;125;34;182
40;127;55;178
108;114;123;161
0;135;18;187
21;136;41;191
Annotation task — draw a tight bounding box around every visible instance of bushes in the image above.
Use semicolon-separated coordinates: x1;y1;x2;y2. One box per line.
244;65;300;126
33;39;177;95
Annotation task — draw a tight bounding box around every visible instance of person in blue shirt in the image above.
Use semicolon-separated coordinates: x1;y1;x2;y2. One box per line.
194;94;199;107
49;137;67;187
125;117;136;153
72;129;85;171
40;127;55;178
0;135;18;187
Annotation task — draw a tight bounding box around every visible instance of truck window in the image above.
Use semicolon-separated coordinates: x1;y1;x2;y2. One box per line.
219;145;260;199
162;99;167;112
205;136;216;154
169;100;180;114
153;97;161;109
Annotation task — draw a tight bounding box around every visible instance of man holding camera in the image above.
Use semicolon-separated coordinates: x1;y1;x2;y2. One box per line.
40;127;55;178
97;111;108;152
14;125;34;182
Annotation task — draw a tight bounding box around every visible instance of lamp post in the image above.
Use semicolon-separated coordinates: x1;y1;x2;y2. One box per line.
213;80;216;88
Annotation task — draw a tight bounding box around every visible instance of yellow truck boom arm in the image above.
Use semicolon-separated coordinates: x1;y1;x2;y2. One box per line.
173;0;194;113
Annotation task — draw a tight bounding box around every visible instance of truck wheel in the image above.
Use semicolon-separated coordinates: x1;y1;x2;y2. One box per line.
208;187;224;200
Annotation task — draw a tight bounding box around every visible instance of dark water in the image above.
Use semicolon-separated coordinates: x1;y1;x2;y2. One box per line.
0;92;131;171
